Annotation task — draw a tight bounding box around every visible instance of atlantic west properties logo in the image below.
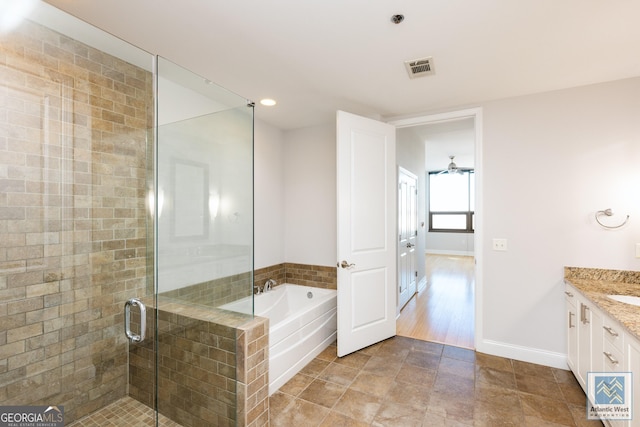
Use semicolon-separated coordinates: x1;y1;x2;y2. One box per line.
0;406;64;427
587;372;632;420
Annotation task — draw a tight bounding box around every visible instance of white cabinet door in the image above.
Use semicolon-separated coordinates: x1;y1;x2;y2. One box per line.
575;292;603;391
591;306;604;374
577;299;592;388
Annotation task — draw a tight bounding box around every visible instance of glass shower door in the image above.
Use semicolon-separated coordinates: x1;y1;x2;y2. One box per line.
0;5;255;426
150;57;255;426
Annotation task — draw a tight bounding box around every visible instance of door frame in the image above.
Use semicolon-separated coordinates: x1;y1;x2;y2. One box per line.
389;107;483;350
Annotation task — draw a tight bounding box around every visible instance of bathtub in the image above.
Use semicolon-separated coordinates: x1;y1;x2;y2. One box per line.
219;284;337;395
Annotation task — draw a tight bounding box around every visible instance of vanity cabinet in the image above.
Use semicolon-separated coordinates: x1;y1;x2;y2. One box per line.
566;282;640;427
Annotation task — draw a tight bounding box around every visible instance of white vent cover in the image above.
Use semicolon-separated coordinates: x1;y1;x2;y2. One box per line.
404;57;434;78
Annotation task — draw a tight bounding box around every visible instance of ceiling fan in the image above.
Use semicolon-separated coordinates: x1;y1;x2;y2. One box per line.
438;155;473;175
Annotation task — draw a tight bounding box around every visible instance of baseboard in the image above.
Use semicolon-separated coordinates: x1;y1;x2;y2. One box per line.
476;339;568;370
425;249;475;257
417;276;427;293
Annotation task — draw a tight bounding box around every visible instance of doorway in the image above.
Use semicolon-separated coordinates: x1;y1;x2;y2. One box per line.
391;108;482;350
398;167;418;311
397;254;475;348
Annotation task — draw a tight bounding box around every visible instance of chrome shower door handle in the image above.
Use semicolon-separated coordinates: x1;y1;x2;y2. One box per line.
124;298;146;343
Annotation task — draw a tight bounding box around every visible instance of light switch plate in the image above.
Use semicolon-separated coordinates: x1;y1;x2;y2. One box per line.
636;243;640;258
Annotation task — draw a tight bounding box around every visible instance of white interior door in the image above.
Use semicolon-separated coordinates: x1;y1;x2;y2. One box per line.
398;167;417;311
336;110;396;357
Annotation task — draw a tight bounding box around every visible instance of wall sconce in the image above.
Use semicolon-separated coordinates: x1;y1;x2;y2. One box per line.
147;190;154;216
209;192;220;219
157;188;164;218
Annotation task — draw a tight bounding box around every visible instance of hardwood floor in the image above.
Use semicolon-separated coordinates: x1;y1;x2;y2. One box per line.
397;254;475;349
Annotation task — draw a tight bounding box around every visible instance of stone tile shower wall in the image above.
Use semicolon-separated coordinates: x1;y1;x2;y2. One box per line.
128;302;269;427
0;20;152;423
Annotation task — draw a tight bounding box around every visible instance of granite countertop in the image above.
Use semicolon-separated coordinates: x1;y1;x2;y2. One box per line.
564;266;640;340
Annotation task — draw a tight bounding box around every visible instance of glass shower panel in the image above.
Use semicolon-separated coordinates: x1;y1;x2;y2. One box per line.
153;57;254;426
0;2;156;425
156;57;254;309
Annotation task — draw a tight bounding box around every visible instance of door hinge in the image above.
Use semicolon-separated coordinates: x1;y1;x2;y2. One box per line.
415;271;418;277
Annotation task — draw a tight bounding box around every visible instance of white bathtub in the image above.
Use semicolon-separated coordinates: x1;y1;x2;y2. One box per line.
219;284;337;395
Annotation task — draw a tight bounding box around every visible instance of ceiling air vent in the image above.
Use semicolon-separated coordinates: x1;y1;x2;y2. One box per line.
404;57;434;79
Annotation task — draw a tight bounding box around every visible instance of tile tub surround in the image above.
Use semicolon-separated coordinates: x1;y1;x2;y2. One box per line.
564;266;640;339
159;260;325;309
162;262;337;311
128;297;269;427
159;270;252;307
255;263;336;290
0;17;152;423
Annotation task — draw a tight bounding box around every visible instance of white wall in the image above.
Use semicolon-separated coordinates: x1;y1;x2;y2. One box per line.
273;77;640;369
480;77;640;366
254;119;286;269
283;124;337;266
425;231;474;256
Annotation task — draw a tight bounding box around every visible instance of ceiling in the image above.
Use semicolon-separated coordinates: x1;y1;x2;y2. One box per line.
43;0;640;131
399;118;475;171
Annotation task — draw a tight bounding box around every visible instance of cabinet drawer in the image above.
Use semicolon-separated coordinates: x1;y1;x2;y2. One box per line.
602;342;624;372
603;320;623;353
564;286;576;301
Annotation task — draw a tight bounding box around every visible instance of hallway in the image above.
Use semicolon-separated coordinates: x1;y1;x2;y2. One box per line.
397;254;475;349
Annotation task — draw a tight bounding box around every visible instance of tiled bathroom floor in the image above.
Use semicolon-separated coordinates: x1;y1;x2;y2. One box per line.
269;336;603;427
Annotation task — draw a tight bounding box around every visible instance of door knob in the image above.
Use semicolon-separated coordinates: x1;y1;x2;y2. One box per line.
339;260;355;269
406;243;414;248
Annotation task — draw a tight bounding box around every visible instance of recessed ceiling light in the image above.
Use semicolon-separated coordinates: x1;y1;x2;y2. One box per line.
260;98;277;106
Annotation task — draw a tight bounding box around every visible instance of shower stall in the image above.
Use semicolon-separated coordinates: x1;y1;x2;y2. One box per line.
0;2;258;426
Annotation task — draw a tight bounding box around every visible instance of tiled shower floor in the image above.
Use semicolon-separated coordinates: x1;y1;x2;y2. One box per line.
68;396;181;427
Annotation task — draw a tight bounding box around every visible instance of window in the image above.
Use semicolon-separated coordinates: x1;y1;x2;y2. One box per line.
428;170;474;233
